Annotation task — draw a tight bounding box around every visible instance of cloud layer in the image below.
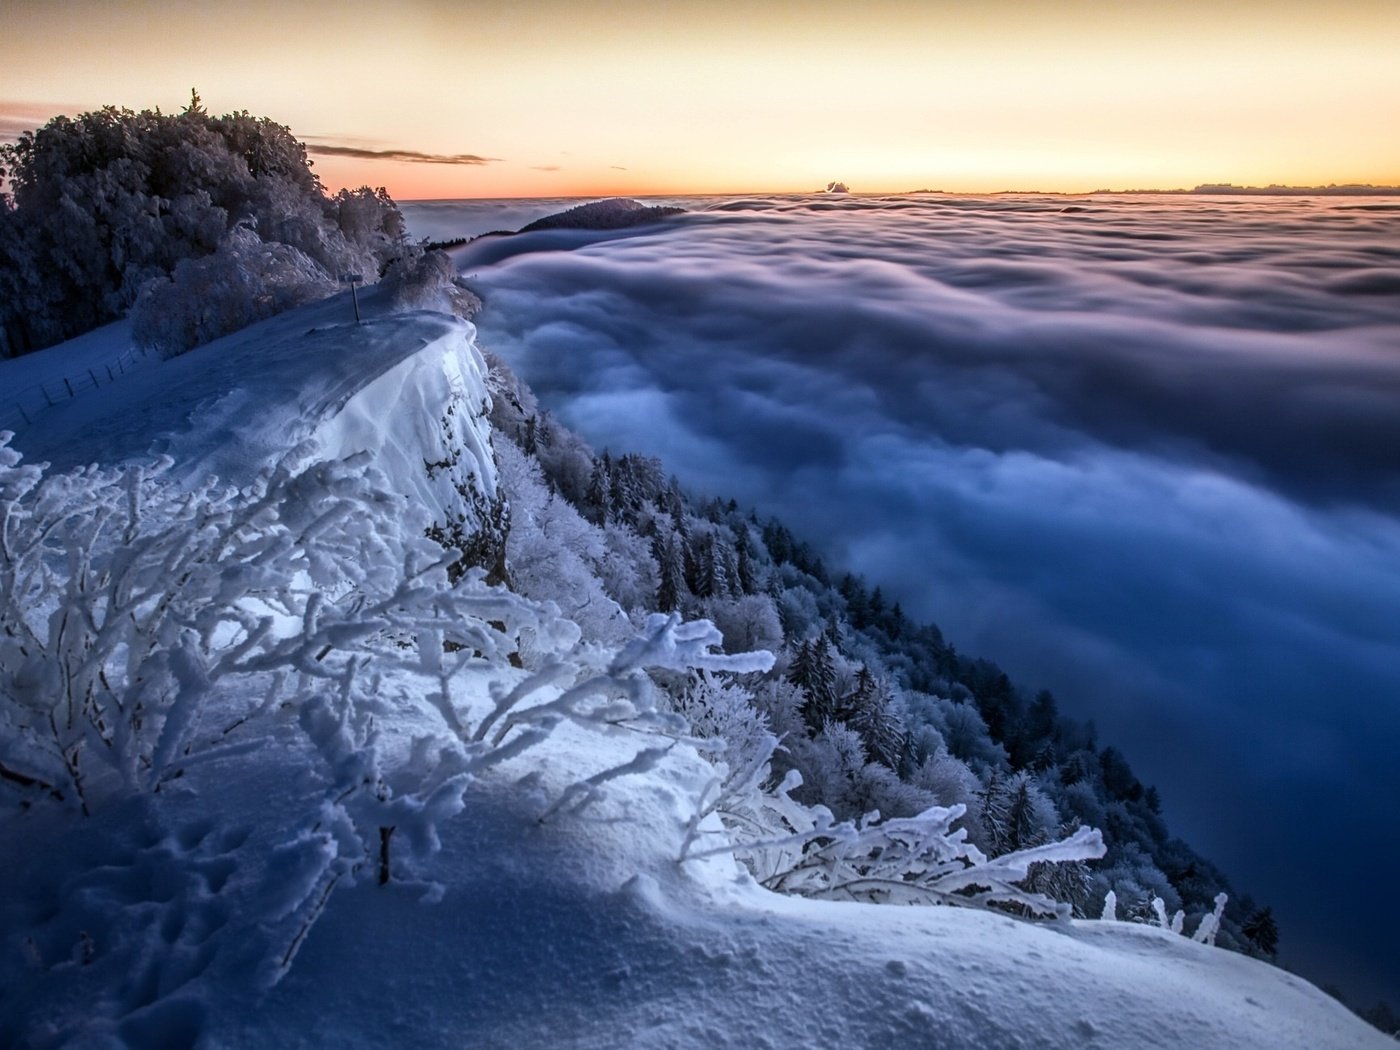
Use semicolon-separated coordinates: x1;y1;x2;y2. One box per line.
437;195;1400;1003
304;142;498;165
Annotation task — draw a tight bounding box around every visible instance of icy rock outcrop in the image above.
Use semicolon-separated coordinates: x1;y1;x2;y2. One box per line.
312;317;508;581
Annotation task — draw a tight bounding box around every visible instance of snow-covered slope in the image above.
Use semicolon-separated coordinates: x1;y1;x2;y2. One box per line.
229;716;1380;1050
4;284;504;575
0;295;1388;1049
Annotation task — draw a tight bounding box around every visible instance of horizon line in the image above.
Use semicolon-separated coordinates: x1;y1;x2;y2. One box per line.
392;184;1400;203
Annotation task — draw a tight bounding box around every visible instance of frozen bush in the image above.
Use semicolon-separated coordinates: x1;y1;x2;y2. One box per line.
384;249;481;319
131;226;334;355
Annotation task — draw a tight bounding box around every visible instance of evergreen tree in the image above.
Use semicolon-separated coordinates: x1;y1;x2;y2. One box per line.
848;668;905;768
1026;690;1059;744
664;477;687;524
734;524;757;593
1143;785;1162;814
1241;906;1279;957
788;639;837;729
840;574;869;627
983;771;1043;855
868;586;886;623
585;455;611;524
763;521;793;565
692;532;732;599
652;531;685;612
823;612;843;649
888;601;906;639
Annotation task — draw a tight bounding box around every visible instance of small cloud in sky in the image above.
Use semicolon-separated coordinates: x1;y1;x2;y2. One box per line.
611;165;629;171
0;117;37;143
530;165;563;172
304;140;499;165
0;99;82;143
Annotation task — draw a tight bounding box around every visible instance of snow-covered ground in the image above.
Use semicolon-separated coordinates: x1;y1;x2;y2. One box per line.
0;290;1389;1048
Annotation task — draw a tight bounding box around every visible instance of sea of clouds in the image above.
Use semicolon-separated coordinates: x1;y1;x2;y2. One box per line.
404;194;1400;1003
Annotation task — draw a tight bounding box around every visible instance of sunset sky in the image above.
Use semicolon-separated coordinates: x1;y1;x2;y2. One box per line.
3;0;1398;199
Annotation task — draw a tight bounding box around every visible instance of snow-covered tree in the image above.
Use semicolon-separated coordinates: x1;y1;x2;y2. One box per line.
787;638;837;728
702;593;784;655
845;666;905;768
0;102;413;356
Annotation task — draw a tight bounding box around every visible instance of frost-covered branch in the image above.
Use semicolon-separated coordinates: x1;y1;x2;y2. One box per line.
0;435;550;811
675;681;1105;920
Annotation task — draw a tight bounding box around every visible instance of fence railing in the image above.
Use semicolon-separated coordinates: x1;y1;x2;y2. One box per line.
0;345;151;435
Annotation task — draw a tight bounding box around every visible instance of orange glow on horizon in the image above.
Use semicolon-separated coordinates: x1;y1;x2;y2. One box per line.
3;0;1398;200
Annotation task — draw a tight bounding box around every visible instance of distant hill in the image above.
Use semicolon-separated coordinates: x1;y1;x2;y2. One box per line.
518;197;684;232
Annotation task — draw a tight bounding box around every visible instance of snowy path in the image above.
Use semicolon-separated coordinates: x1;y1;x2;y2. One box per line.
6;285;455;488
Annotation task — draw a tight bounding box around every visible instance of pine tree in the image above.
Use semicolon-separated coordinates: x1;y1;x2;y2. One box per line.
1002;775;1042;853
1144;785;1162;814
982;772;1052;856
788;639;837;729
664;477;687;523
535;412;555;449
585;455;610;524
609;455;646;522
840;573;869;628
714;535;738;597
1241;906;1279;956
652;532;685;612
692;533;730;599
734;524;757;593
848;668;905;768
823;612;843;648
763;521;793;565
888;601;905;639
868;586;886;623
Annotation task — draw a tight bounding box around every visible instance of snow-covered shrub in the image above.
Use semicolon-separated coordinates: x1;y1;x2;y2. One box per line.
702;593;784;655
271;598;776;967
1193;892;1229;946
673;671;1103;919
0;429;790;987
0;433;540;812
598;522;660;613
384;248;481;319
672;671;776;784
494;439;633;643
131;226;335;355
684;750;1105;918
333;185;409;264
470;613;773;765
